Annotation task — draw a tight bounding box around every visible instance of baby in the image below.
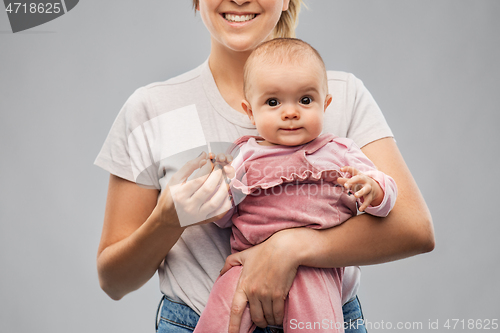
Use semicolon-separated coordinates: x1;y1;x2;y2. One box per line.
194;38;398;333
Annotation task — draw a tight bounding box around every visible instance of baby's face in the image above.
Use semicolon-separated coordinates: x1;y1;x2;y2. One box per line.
243;59;332;146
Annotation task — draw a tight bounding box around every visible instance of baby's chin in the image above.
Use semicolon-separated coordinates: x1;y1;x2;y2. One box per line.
266;138;317;147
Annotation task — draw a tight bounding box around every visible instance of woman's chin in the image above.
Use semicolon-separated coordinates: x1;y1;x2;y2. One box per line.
214;33;272;54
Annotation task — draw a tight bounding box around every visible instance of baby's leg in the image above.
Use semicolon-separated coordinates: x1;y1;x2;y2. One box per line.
194;265;255;333
284;266;344;333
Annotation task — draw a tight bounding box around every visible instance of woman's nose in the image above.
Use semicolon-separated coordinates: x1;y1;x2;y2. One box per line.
232;0;250;5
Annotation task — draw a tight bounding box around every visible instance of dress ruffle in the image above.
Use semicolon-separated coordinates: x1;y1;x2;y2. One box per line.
231;167;347;195
229;134;349;195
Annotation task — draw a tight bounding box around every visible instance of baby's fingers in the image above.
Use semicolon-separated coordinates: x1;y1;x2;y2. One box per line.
358;198;370;212
340;166;361;178
342;175;365;191
356;185;373;212
354;183;372;199
337;177;348;187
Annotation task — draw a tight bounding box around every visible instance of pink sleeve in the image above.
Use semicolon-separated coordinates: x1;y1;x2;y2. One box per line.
342;140;398;217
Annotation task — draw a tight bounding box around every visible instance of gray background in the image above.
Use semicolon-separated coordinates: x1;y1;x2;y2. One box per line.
1;1;499;332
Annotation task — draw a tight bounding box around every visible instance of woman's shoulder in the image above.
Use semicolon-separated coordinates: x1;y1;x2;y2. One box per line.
142;63;205;93
326;70;364;88
324;70;374;115
124;64;204;101
326;70;352;81
120;63;207;124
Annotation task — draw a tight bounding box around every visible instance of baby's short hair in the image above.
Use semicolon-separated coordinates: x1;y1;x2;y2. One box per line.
243;38;328;98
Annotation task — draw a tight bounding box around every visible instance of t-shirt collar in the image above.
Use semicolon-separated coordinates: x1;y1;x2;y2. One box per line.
201;59;256;129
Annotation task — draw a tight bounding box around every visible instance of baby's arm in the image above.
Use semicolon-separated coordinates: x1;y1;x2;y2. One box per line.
338;140;398;217
338;166;385;212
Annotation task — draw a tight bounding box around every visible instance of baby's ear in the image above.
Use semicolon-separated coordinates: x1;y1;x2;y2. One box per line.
242;100;255;124
324;94;333;111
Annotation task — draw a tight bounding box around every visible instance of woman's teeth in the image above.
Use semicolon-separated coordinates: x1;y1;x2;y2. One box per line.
224;14;256;23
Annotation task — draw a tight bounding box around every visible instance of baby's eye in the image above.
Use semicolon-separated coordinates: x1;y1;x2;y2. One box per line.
266;98;279;107
300;96;312;105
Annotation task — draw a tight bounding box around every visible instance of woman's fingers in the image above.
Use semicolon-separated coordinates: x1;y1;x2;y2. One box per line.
228;290;249;333
167;151;234;226
164;150;235;227
260;297;276;327
168;151;208;186
189;155;214;183
223;164;235;179
199;173;233;219
272;295;285;326
190;165;223;202
216;153;226;163
225;233;298;331
248;297;268;328
171;169;212;210
220;253;243;276
216;152;233;164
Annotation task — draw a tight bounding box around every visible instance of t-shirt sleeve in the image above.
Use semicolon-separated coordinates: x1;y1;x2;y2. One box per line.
345;73;394;148
94;87;160;189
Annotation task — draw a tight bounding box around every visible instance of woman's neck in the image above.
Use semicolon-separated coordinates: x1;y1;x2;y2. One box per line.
208;41;252;115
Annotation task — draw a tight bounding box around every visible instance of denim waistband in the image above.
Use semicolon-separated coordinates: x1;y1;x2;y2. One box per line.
156;295;200;332
156;294;366;333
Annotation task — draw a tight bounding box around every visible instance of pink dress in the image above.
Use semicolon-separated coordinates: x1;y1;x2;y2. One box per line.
194;134;397;333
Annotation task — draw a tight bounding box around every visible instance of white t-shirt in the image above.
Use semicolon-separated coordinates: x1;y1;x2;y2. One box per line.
94;60;393;315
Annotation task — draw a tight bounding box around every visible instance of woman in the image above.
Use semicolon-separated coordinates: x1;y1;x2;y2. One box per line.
95;1;435;332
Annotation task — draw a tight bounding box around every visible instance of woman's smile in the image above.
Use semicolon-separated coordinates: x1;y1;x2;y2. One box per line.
199;0;288;53
222;13;258;23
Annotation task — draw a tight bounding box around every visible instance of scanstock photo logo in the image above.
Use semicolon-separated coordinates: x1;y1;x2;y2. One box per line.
4;0;79;33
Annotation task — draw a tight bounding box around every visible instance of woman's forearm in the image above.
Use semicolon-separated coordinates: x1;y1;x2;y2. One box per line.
97;207;184;300
96;175;186;300
292;204;433;269
288;137;434;268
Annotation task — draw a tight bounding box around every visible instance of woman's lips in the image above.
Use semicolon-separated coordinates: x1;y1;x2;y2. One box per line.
222;13;257;23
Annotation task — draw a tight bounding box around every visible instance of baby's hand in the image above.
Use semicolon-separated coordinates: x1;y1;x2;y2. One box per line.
337;166;384;212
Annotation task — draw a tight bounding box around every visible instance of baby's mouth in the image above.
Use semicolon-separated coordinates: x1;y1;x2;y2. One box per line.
223;13;257;23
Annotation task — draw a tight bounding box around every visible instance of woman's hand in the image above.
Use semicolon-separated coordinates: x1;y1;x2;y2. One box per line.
157;151;235;227
97;151;234;300
220;229;301;332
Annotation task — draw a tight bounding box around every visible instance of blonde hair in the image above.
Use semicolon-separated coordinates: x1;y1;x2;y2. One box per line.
243;38;327;97
192;0;304;38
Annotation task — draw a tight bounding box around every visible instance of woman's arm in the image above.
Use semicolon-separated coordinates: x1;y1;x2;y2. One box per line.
224;137;434;331
291;137;434;268
97;153;234;300
97;175;180;300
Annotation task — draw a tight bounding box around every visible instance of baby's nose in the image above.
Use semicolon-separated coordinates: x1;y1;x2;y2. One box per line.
281;106;300;120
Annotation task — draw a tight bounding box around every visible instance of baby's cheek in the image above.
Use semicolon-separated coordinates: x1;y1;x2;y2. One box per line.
312;117;324;134
257;122;274;140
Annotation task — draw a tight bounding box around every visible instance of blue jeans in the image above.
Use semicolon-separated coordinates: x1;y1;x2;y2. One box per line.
156;295;367;333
